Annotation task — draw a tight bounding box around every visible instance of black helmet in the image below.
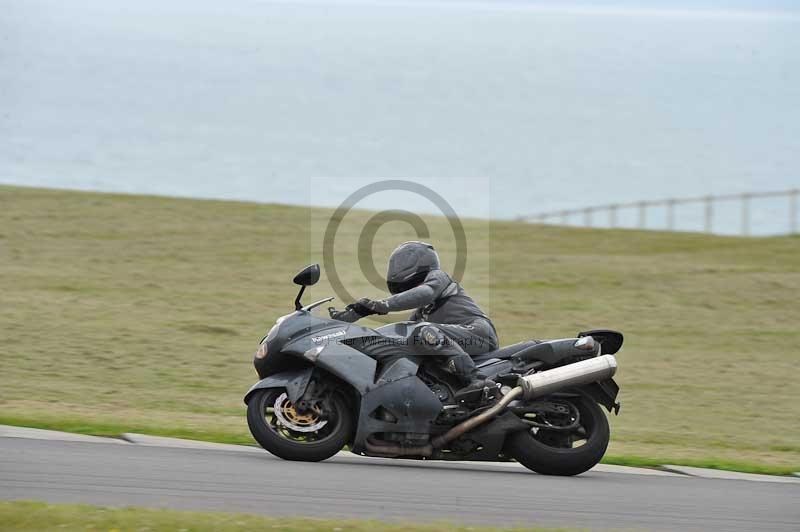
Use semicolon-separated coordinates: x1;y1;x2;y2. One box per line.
386;241;440;295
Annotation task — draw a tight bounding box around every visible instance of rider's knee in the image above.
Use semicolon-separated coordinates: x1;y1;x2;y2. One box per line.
418;325;446;350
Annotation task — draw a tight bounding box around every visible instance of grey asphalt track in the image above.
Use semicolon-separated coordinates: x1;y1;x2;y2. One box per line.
1;437;798;531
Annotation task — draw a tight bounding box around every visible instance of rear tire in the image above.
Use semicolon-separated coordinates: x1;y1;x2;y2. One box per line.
505;395;610;476
247;388;353;462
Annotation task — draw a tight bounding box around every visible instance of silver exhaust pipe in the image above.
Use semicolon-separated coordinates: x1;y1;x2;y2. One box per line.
518;354;618;400
432;354;617;449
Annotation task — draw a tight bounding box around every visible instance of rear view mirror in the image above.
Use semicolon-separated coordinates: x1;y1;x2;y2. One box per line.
293;264;320;286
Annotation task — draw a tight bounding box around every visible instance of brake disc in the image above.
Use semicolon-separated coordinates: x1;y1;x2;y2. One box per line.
273;392;328;433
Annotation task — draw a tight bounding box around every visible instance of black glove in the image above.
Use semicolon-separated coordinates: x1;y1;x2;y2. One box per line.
346;300;376;317
328;307;348;319
329;299;389;321
328;307;361;323
354;297;390;315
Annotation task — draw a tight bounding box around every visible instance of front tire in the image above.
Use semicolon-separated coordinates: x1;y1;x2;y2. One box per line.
505;395;610;476
247;388;353;462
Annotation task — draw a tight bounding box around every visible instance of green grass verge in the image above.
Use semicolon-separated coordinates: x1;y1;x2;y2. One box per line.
1;185;798;474
601;454;797;476
0;501;571;532
0;414;256;446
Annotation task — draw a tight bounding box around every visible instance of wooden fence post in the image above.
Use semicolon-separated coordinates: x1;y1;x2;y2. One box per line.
741;193;751;236
666;199;675;231
638;201;647;229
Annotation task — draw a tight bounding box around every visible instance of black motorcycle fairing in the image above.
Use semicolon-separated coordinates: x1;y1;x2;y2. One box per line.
254;311;336;378
437;411;529;461
243;367;313;405
376;357;420;384
310;333;447;453
475;358;514;375
579;329;624;355
250;311;444;453
313;341;377;394
254;349;310;381
373;320;427;339
351;375;444;454
579;379;621;414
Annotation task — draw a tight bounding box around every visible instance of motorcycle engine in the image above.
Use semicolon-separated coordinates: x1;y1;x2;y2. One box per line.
428;383;473;424
428;383;451;403
435;404;471;424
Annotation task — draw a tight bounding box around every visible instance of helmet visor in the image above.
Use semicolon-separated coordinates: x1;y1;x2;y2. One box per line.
387;270;429;295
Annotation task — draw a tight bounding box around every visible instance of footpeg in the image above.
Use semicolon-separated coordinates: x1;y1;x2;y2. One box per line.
454;383;500;405
454;387;483;404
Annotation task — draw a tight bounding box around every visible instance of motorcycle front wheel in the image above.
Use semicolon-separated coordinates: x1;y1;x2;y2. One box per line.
246;388;354;462
504;395;610;476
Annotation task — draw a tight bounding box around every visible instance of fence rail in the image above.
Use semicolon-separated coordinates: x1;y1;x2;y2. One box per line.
519;189;799;236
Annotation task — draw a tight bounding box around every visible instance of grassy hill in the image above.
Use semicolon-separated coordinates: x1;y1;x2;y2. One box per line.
1;185;798;473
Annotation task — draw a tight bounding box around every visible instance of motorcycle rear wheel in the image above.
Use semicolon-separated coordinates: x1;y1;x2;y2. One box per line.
247;388;353;462
505;395;610;476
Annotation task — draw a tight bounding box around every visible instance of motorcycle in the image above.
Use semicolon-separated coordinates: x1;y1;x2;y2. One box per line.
245;264;622;476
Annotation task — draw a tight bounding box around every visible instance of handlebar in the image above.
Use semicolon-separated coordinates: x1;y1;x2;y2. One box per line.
301;296;334;312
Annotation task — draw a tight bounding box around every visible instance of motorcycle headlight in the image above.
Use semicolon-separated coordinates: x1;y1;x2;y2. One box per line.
255;342;268;359
257;312;295;359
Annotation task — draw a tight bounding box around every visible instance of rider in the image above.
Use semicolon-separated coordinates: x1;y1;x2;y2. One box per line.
330;241;499;396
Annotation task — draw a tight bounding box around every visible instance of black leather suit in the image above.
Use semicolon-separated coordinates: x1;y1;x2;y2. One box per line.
334;269;498;384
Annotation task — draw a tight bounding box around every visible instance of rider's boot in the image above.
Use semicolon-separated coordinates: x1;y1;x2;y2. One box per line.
444;353;499;401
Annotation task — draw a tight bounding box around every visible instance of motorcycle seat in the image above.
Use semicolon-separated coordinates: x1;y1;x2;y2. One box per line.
471;340;539;364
